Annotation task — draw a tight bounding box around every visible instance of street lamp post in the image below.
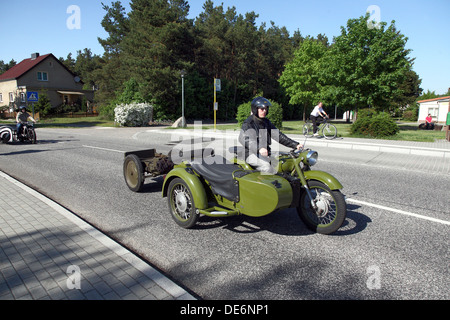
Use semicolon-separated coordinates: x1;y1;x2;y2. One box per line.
180;70;186;128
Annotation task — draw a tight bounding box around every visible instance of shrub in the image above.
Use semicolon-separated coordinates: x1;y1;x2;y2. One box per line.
236;99;283;128
351;111;399;137
236;101;252;126
114;103;153;127
402;110;417;121
98;103;116;120
34;92;52;117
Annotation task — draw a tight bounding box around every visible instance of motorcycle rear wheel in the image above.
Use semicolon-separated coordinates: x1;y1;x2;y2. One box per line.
27;128;37;144
167;178;198;229
297;180;346;235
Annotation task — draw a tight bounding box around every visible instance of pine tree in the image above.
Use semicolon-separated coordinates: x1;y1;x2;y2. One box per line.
122;0;194;119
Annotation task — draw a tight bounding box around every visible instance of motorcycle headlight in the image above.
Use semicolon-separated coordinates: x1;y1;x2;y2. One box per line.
306;150;318;166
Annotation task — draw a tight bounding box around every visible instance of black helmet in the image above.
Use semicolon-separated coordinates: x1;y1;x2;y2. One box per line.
251;97;271;117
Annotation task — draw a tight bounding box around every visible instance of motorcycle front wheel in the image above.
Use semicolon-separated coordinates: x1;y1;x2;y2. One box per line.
297;180;346;235
167;178;198;229
27;128;37;144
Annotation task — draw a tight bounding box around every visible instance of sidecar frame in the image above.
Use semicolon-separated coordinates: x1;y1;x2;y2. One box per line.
123;147;215;192
123;149;174;192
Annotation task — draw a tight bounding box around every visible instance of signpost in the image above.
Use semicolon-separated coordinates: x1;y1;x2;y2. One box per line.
214;78;220;131
180;70;187;128
27;91;39;117
27;91;39;102
446;102;450;142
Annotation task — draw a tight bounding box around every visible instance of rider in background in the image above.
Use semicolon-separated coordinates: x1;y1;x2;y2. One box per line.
16;106;36;136
425;113;434;130
310;102;329;137
239;97;302;173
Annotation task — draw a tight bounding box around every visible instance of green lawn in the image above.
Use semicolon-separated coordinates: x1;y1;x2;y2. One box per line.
193;120;446;142
1;117;446;142
1;116;116;128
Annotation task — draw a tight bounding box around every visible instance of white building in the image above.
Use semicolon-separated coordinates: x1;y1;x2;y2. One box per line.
417;96;450;124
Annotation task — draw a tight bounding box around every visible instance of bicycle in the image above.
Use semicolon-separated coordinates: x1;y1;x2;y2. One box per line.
302;117;337;140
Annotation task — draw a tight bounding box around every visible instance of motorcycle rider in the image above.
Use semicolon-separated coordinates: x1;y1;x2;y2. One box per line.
16;106;36;136
239;97;302;173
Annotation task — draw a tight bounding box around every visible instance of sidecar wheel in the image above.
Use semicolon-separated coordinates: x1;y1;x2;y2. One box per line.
123;154;144;192
167;178;198;229
1;132;11;143
297;180;346;235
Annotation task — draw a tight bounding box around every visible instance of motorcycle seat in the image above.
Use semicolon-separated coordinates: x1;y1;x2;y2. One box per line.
190;157;241;202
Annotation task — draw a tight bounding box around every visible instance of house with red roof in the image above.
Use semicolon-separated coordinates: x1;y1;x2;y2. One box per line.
0;53;93;116
417;95;450;125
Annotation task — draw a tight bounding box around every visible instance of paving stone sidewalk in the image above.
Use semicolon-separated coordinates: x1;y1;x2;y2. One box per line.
0;171;196;300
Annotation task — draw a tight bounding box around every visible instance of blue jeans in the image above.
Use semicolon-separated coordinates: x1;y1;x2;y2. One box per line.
16;123;24;135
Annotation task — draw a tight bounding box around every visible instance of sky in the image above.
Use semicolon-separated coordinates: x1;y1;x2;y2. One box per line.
0;0;449;94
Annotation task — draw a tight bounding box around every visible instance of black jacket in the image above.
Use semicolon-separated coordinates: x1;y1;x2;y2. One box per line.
239;115;299;157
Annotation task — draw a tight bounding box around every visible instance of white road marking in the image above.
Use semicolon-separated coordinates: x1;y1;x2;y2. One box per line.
83;145;124;153
346;198;450;226
83;144;450;226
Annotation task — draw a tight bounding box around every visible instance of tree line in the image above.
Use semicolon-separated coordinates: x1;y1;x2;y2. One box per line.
3;0;430;122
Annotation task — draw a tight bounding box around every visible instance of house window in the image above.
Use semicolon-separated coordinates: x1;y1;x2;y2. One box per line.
9;92;14;102
20;92;26;102
37;71;48;81
428;107;438;118
0;93;3;102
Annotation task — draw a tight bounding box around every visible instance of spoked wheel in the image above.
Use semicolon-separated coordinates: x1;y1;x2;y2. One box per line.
322;124;337;140
302;122;314;138
1;132;11;143
27;128;37;144
167;178;198;229
297;180;346;235
123;154;145;192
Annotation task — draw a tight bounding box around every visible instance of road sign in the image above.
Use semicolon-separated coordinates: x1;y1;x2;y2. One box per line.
215;79;221;92
27;91;39;102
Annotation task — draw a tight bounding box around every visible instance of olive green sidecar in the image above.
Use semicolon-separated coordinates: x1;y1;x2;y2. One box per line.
162;156;295;229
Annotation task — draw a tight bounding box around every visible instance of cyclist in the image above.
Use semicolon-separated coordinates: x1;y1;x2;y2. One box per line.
310;102;329;137
16;106;36;136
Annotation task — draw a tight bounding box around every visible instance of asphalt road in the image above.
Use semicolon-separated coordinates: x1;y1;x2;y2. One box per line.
0;126;448;300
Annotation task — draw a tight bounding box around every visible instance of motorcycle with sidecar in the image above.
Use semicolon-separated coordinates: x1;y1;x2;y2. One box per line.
0;122;37;144
124;145;347;235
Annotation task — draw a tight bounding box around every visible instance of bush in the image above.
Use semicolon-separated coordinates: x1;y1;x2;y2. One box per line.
114;103;153;127
351;111;399;137
34;92;52;117
236;101;252;126
236;99;283;128
98;104;116;120
402;110;417;121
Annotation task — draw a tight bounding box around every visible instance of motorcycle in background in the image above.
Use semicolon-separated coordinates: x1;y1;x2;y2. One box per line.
0;122;37;144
